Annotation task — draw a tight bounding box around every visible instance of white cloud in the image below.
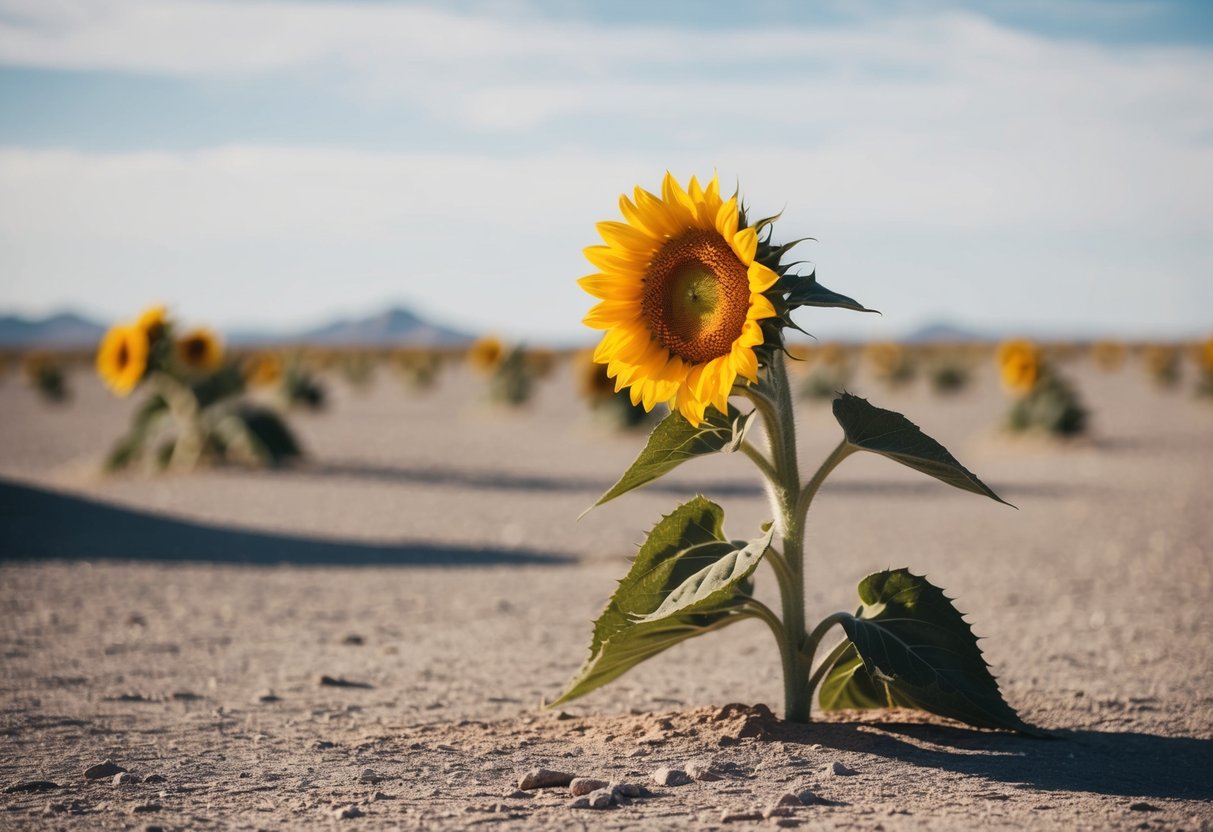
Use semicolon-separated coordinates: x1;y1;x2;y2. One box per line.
0;1;1209;336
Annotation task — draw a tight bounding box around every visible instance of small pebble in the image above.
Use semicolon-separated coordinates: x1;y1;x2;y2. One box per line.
826;761;857;776
765;805;796;819
144;826;165;832
84;760;126;780
505;789;531;799
774;793;802;808
331;804;364;819
518;768;575;790
342;634;365;645
143;774;167;784
358;768;383;784
587;787;614;809
318;675;372;689
370;791;393;801
796;788;817;805
1129;801;1160;812
774;818;801;828
685;760;722;781
254;690;281;703
113;772;141;786
569;777;609;796
612;783;644;798
131;803;162;814
651;767;692;787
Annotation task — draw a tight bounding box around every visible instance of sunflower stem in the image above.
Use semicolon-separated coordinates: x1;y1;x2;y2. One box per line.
755;351;813;723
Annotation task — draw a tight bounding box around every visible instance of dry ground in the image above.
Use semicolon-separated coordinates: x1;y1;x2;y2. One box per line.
1;356;1211;830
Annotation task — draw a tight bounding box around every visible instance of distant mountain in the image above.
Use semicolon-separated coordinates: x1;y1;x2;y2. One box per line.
296;306;472;346
0;306;473;349
229;306;473;347
902;322;992;343
0;312;106;347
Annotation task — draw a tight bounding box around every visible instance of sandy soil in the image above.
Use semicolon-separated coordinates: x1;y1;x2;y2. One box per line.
1;358;1211;830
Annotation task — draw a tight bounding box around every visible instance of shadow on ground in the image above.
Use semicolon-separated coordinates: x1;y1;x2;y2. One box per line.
773;717;1213;801
0;479;572;566
297;461;1083;502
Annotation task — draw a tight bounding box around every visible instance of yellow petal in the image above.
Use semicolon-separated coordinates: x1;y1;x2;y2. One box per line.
732;343;759;383
732;226;758;263
747;261;779;293
583;300;640;330
747;292;777;320
578;273;643;302
716;197;739;241
584;244;647;274
597;220;658;255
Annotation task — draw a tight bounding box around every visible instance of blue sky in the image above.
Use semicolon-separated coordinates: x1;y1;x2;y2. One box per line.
1;0;1210;342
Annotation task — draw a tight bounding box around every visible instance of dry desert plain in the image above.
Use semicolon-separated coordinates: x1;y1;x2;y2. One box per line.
1;355;1212;831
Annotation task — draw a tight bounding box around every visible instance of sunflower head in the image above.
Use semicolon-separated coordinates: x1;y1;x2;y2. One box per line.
97;323;150;396
243;352;283;388
136;305;169;344
579;172;780;426
998;339;1039;393
176;328;223;373
468;336;505;374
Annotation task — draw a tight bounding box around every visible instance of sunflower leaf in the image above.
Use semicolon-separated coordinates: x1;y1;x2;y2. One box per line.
551;498;762;705
818;569;1037;733
832;393;1011;506
778;270;876;314
589;405;752;510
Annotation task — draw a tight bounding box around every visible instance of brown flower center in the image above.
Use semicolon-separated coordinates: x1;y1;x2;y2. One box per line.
184;337;208;363
116;341;129;369
641;229;751;365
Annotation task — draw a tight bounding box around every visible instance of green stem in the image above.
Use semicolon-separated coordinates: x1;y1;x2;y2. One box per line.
796;439;855;529
746;352;813;722
154;372;204;471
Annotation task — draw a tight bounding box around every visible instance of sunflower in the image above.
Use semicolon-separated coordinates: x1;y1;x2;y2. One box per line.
176;328;223;373
136;305;169;343
998;339;1038;393
467;336;505;374
579;172;779;426
97;324;149;396
243;352;283;388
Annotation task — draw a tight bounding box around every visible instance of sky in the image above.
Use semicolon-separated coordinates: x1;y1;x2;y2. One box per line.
0;0;1211;343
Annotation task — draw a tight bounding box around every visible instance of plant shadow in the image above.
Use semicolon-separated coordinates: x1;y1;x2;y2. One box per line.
763;716;1212;800
0;479;572;566
297;461;1083;502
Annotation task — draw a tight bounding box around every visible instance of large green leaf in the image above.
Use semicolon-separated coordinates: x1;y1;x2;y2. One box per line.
552;498;768;705
819;569;1034;733
589;405;755;510
832;393;1011;506
777;270;876;314
640;522;774;621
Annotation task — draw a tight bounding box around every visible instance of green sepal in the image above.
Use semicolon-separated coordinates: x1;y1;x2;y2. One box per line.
819;569;1037;734
832;393;1011;506
551;498;769;706
777;270;876;314
587;405;755;511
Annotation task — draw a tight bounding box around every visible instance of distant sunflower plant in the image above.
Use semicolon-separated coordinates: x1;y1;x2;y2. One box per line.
96;306;302;472
556;173;1034;732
